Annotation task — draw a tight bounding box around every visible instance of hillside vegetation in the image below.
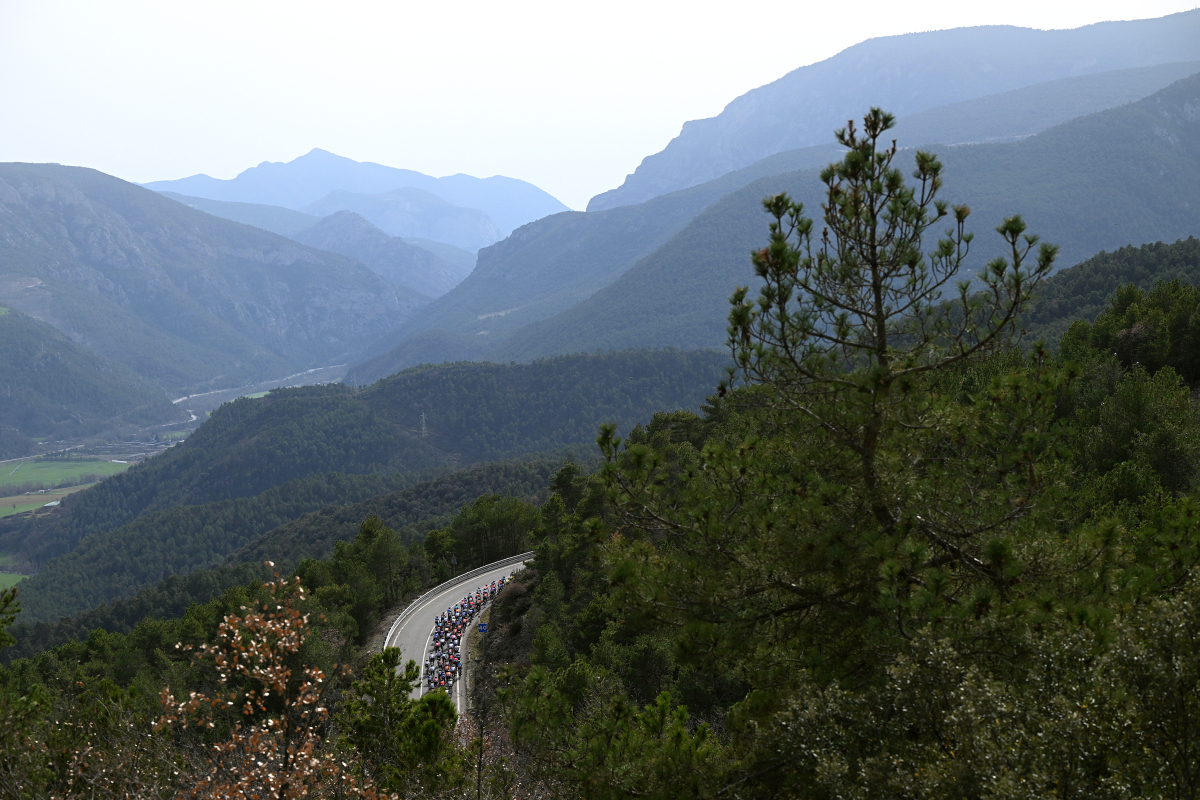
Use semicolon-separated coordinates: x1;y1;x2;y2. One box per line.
0;350;725;616
0;307;181;452
12;102;1200;796
11;460;554;626
1022;237;1200;345
357;64;1200;377
489;73;1200;362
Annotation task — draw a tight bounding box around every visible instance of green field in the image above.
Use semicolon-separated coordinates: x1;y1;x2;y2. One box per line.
1;459;129;492
0;573;24;590
1;499;49;518
242;391;269;400
0;483;97;518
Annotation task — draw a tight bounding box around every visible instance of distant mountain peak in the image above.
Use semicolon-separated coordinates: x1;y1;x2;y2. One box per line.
144;150;568;237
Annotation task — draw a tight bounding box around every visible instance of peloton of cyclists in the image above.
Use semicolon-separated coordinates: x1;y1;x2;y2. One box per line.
423;574;511;693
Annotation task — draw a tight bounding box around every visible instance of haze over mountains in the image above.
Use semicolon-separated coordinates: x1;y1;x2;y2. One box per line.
1;11;1195;419
290;211;471;299
159;191;478;296
589;11;1200;210
0;164;425;395
144;148;570;250
301;188;501;252
347;47;1200;380
481;72;1200;363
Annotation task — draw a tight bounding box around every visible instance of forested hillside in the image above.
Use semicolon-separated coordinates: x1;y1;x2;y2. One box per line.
0;488;553;794
356;64;1200;377
1022;237;1200;345
489;73;1200;362
10;460;554;629
0;349;724;620
11;102;1200;796
0;164;426;394
0;306;181;453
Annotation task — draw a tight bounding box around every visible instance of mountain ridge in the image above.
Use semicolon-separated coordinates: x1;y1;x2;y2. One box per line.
346;64;1200;381
488;72;1200;363
144;148;568;236
0;306;182;454
302;187;501;252
0;164;426;394
290;211;468;299
589;12;1200;211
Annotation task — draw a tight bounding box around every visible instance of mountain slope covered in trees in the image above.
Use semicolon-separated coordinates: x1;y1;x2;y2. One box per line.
12;260;1200;794
488;73;1200;362
13;101;1200;795
0;164;426;394
0;349;726;616
590;11;1200;210
0;306;181;455
11;460;555;626
352;63;1200;379
1022;237;1200;346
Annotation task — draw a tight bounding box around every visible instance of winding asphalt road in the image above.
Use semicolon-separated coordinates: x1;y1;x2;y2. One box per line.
383;552;533;714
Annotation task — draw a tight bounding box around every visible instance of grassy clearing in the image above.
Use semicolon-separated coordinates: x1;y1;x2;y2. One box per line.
0;499;47;518
162;431;189;441
0;459;128;492
0;573;25;590
0;483;95;518
242;391;269;400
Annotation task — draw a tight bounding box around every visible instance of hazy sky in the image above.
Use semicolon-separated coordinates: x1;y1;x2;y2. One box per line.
2;0;1197;209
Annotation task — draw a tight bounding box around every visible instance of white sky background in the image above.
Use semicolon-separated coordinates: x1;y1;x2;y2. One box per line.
1;0;1197;210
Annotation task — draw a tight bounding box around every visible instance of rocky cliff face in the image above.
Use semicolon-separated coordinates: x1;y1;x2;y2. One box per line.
0;164;427;393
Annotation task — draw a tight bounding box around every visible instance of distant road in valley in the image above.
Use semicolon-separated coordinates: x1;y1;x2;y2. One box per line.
172;363;349;416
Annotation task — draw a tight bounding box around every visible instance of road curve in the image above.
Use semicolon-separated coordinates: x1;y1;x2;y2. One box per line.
382;552;533;714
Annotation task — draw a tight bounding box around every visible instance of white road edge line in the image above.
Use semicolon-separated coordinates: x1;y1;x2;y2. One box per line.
382;552;534;714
